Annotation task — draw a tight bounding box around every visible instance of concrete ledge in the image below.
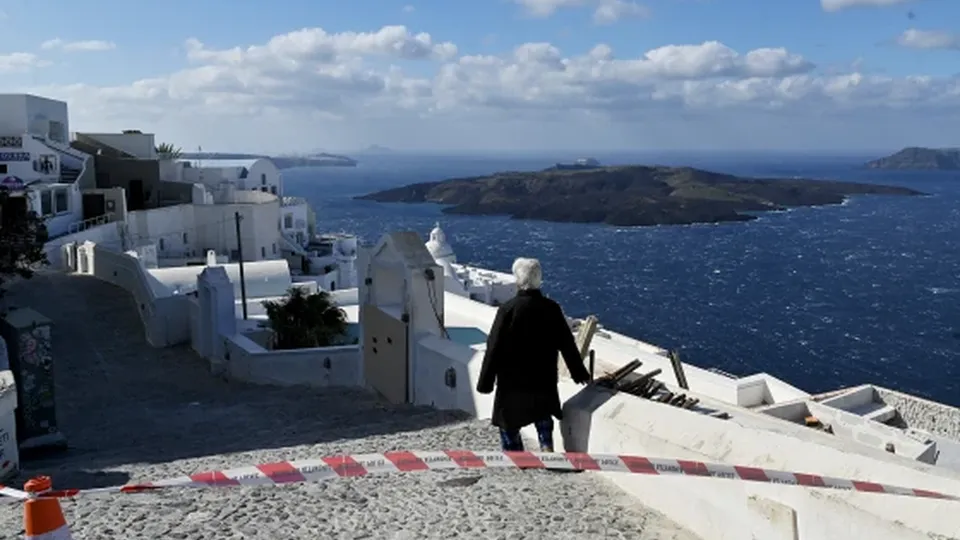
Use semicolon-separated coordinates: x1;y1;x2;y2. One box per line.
80;243;191;348
224;334;362;388
864;404;897;423
560;386;960;540
414;335;490;417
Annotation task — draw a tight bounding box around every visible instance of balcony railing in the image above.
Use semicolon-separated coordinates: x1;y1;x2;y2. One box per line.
67;212;116;235
282;196;308;207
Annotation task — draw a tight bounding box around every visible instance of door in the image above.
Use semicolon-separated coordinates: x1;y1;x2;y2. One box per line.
361;305;408;404
81;193;106;220
128;179;145;210
0;194;27;227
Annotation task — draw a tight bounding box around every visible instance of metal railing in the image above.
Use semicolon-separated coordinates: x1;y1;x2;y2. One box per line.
281;196;308;207
706;367;739;379
67;212;116;235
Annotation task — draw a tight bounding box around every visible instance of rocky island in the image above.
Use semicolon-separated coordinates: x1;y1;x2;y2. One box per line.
356;165;922;227
866;147;960;170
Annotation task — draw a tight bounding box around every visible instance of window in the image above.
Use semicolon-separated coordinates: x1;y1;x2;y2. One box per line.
283;213;293;228
272;243;277;254
159;238;165;251
270;185;277;195
0;164;6;174
182;232;188;244
54;188;68;213
261;246;266;258
41;191;52;215
261;173;266;185
260;186;268;193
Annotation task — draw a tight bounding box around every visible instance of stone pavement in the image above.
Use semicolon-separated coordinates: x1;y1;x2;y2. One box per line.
0;272;699;539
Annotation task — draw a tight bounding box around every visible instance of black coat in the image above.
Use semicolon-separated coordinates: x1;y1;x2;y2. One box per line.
476;289;591;430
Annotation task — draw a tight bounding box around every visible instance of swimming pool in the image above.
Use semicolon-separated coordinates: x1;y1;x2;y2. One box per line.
343;323;488;347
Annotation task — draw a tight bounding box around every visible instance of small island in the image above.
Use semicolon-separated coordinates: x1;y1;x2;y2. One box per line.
866;147;960;170
355;165;922;227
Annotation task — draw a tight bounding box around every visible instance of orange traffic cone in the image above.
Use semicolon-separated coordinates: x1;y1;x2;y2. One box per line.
23;476;72;539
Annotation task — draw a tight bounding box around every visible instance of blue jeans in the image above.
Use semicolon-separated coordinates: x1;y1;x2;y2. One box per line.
499;417;554;452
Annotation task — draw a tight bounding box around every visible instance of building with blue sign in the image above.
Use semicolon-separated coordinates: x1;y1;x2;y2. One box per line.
0;94;88;238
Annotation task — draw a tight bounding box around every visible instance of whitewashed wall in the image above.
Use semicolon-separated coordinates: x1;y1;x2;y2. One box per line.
78;243;190;347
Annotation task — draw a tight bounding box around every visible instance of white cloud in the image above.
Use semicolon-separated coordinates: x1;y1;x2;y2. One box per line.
182;25;456;64
821;0;916;12
402;4;415;13
896;28;960;50
0;52;48;73
593;0;649;24
40;38;117;52
513;0;648;24
512;0;582;17
14;24;960;152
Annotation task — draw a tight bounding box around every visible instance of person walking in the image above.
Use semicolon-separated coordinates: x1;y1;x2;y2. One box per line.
476;257;591;452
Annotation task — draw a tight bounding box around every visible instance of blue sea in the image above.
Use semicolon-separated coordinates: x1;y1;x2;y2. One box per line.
282;152;960;407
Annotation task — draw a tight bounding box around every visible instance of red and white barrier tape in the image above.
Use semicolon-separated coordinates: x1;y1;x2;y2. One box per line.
2;451;957;502
0;485;27;500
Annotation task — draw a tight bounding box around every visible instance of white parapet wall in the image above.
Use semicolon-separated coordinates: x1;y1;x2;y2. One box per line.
414;334;491;415
223;335;362;389
148;260;293;298
44;221;122;269
560;386;960;540
75;241;191;347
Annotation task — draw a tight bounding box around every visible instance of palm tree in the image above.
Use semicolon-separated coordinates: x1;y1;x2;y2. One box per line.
155;142;182;159
262;287;348;349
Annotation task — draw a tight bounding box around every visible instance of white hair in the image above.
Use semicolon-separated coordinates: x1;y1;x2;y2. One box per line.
512;257;543;290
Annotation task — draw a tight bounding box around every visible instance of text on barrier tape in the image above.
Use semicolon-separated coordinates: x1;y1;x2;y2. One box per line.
2;451;957;503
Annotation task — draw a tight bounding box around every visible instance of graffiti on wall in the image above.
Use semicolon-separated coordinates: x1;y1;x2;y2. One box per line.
17;324;57;439
0;427;9;460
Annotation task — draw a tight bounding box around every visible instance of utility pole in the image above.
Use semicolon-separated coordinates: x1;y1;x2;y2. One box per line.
234;211;249;320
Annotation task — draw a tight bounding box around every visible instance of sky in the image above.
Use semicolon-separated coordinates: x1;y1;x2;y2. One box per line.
1;0;959;154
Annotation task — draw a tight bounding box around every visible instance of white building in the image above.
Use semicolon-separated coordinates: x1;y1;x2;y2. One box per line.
423;223;516;306
126;183;284;266
280;196;312;247
76;131;157;159
175;158;284;197
0;94;92;238
292;233;359;291
0;94;69;143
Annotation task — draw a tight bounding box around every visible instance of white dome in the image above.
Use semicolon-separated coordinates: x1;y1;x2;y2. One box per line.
425;222;456;263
